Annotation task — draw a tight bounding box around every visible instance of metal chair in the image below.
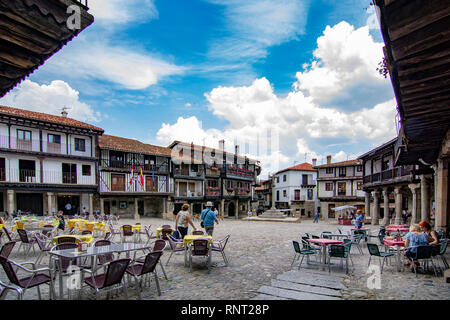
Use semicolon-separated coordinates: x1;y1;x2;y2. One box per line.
0;279;23;300
0;241;16;259
104;231;112;241
165;234;185;266
291;240;316;269
211;235;230;266
16;229;37;259
192;230;205;235
83;258;131;300
327;244;351;274
126;251;162;299
108;222;121;241
320;231;332;239
189;239;211;273
160;227;173;241
410;245;438;277
350;234;364;254
143;226;157;245
121;225;134;243
0;256;54;300
366;243;394;273
436;239;449;270
81;230;93;235
56;236;76;244
135;239;168;280
34;234;52;266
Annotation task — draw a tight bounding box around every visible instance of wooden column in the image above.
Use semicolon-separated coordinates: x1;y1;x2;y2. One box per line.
89;194;94;221
382;188;389;226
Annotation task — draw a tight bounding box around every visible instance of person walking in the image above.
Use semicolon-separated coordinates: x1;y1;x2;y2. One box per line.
313;210;319;223
355;210;364;229
175;203;196;239
54;210;65;235
201;201;219;236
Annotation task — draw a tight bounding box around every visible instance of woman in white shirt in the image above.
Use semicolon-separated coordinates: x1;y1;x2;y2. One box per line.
175;203;197;239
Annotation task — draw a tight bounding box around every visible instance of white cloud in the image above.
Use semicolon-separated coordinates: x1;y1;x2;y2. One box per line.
43;40;186;90
293;21;388;107
88;0;158;28
0;80;100;122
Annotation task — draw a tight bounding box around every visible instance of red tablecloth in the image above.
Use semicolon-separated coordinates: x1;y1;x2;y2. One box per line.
351;228;370;231
386;228;409;233
384;239;406;247
388;224;408;228
307;239;344;245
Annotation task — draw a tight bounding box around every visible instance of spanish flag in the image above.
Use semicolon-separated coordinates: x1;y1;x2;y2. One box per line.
140;166;144;187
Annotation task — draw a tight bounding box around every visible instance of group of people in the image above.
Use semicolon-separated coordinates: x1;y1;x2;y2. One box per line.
174;201;219;239
403;221;439;271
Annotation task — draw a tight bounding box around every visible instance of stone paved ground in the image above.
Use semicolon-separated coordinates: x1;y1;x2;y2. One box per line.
1;217;449;300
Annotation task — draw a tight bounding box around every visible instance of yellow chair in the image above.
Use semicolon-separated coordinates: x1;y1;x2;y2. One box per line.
16;221;25;230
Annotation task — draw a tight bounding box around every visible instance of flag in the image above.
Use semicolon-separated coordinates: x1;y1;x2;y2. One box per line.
130;164;134;185
152;165;155;188
140;166;144;187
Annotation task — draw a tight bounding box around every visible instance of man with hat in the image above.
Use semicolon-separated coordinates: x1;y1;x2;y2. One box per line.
201;201;219;236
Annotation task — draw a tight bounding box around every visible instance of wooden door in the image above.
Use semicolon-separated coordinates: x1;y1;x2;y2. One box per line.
146;176;158;192
111;174;125;191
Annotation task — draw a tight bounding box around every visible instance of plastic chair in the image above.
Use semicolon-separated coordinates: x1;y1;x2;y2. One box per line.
366;242;394;273
83;258;131;300
292;240;316;269
211;235;230;266
165;234;185;266
0;256;54;300
126;251;162;299
189;239;211;273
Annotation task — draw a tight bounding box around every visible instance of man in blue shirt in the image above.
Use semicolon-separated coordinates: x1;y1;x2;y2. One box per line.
201;202;219;236
355;210;364;229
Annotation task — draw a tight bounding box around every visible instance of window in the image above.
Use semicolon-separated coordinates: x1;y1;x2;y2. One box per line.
338;182;346;196
19;159;36;182
17;129;31;141
357;181;363;190
207;180;218;188
111;174;125;191
325;183;333;191
48;134;61;144
0;158;5;181
382;160;390;171
294;190;300;201
326;167;333;174
75;138;85;152
191;164;198;172
276;190;280;201
307;189;313;200
62;163;77;184
356;165;363;172
146;176;158;192
276;177;280;183
302;174;308;185
283;190;287;197
283;175;287;182
82;165;91;176
339;167;346;177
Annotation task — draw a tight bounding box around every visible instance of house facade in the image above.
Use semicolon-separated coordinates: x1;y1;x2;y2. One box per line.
273;162;318;217
0;105;103;216
97;135;173;219
254;178;273;211
314;156;365;220
168;140;260;218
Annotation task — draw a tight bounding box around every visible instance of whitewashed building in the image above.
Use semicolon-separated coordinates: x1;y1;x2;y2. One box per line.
0;105;103;216
273;162;318;217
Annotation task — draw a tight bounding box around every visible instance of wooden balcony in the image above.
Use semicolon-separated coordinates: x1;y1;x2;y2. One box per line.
362;165;415;188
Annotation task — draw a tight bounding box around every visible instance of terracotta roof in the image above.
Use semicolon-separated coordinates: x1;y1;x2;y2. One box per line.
0;105;104;132
314;159;362;168
99;135;172;157
275;162;316;175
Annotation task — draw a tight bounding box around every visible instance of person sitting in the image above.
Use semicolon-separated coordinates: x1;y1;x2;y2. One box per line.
401;210;411;225
404;224;429;270
419;221;439;245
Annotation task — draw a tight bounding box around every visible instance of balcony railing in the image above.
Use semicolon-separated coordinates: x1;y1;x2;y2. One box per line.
174;190;203;197
100;159;169;172
226;165;254;178
205;167;221;177
363;165;414;185
173;168;204;178
0;169;95;185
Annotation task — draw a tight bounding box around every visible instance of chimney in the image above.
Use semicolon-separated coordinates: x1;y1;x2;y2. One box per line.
312;158;317;166
235;144;239;155
61;108;68;118
219;139;225;152
326;155;332;164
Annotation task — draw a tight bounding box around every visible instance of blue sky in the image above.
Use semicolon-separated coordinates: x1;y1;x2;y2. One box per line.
0;0;397;178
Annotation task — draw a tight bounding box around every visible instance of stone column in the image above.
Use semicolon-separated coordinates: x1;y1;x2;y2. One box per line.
409;184;420;223
382;188;390;226
7;190;14;215
47;192;54;216
220;199;225;217
89;194;94;221
394;187;403;225
372;190;380;225
234;199;239;220
435;159;448;233
420;174;431;222
365;191;371;220
134;197;140;221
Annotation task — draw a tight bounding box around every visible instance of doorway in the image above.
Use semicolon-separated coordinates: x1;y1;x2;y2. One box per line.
228;202;235;217
17;193;43;215
138;200;144;215
328;204;335;218
57;195;80;216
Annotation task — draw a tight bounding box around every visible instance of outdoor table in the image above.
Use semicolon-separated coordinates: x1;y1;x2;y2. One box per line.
51;234;94;246
48;242;152;300
326;234;350;240
388;224;408;228
385;227;409;233
182;235;213;267
307;238;344;270
384;238;406;271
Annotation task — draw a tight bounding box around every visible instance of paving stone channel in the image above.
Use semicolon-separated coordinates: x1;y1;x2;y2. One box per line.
1;218;449;300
